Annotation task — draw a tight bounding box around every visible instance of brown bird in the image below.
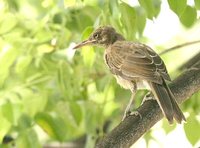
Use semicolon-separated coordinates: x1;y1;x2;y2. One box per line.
73;26;186;124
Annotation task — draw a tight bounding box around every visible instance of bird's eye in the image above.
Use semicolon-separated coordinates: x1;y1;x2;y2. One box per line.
93;33;99;39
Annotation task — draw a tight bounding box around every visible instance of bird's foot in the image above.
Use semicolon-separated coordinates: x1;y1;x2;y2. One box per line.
122;110;142;121
141;92;155;105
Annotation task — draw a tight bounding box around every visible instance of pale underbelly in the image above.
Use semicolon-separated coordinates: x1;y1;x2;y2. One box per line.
114;75;151;90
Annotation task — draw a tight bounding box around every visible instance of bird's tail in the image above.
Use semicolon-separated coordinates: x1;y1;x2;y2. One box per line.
149;79;186;124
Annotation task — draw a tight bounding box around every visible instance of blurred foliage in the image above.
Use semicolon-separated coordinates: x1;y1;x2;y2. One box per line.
0;0;199;147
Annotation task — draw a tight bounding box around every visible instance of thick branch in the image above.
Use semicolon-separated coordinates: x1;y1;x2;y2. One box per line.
178;51;200;71
96;62;200;148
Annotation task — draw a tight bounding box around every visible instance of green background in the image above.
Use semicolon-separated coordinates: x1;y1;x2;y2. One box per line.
0;0;199;147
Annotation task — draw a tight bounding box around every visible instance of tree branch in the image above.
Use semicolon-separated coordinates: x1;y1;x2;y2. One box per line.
159;40;200;55
178;51;200;71
96;61;200;148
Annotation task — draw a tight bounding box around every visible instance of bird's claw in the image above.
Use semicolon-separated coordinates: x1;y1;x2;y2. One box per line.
141;93;155;105
122;110;142;121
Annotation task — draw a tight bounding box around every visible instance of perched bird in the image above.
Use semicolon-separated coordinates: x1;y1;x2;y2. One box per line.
74;26;186;124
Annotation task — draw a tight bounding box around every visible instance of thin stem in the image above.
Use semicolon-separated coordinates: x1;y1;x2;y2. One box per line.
159;40;200;55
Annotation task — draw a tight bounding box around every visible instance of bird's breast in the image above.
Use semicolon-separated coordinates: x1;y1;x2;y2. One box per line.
114;75;151;90
114;75;133;90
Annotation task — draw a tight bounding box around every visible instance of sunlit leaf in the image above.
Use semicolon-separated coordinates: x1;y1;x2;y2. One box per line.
0;13;17;34
57;61;73;99
96;75;112;92
15;55;33;74
69;102;82;125
64;0;76;7
0;46;19;86
1;96;23;126
184;112;200;145
34;29;53;43
167;0;187;16
2;101;14;123
81;26;94;40
7;0;19;11
0;111;11;142
36;44;54;54
180;6;197;27
35;113;67;141
81;46;95;67
139;0;161;19
108;0;120;19
16;129;41;148
162;119;176;134
20;88;48;117
119;2;137;40
53;12;63;24
17;114;32;130
194;0;200;10
65;6;100;32
135;7;147;36
79;27;96;67
84;102;103;134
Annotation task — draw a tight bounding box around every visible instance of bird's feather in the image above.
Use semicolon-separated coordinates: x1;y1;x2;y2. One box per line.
105;41;171;84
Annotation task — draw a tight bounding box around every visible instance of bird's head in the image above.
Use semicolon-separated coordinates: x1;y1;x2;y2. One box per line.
73;26;124;49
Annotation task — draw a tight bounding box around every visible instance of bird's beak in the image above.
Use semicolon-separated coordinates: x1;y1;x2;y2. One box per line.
73;39;96;49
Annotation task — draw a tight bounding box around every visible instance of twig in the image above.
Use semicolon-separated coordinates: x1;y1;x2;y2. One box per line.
159;40;200;55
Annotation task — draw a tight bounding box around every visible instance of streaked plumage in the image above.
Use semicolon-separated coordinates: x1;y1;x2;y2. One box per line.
74;26;186;124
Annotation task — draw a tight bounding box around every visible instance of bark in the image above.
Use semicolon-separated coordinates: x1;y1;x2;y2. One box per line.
178;51;200;71
96;61;200;148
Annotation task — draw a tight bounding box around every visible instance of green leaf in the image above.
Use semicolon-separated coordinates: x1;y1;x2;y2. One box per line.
1;96;22;126
69;102;82;125
35;113;55;138
139;0;161;19
15;55;33;74
162;119;176;134
180;6;197;28
167;0;187;16
194;0;200;10
16;129;41;148
0;111;12;142
2;101;14;123
35;113;67;141
84;102;102;134
7;0;19;11
53;12;63;24
184;113;200;145
34;29;53;43
81;26;94;40
135;7;147;36
108;0;120;19
0;13;17;34
20;88;48;117
17;114;32;130
81;46;95;67
36;44;54;54
0;46;19;86
119;2;137;39
103;85;119;117
81;27;96;67
65;6;100;32
54;101;84;140
57;61;73;99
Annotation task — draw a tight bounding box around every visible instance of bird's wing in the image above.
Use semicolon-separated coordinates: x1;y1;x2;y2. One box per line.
106;41;171;84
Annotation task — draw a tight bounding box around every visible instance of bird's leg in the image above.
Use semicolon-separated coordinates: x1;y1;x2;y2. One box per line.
122;91;136;120
122;83;140;121
141;92;155;105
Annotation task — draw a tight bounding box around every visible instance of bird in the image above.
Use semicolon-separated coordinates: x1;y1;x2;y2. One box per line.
73;26;186;124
